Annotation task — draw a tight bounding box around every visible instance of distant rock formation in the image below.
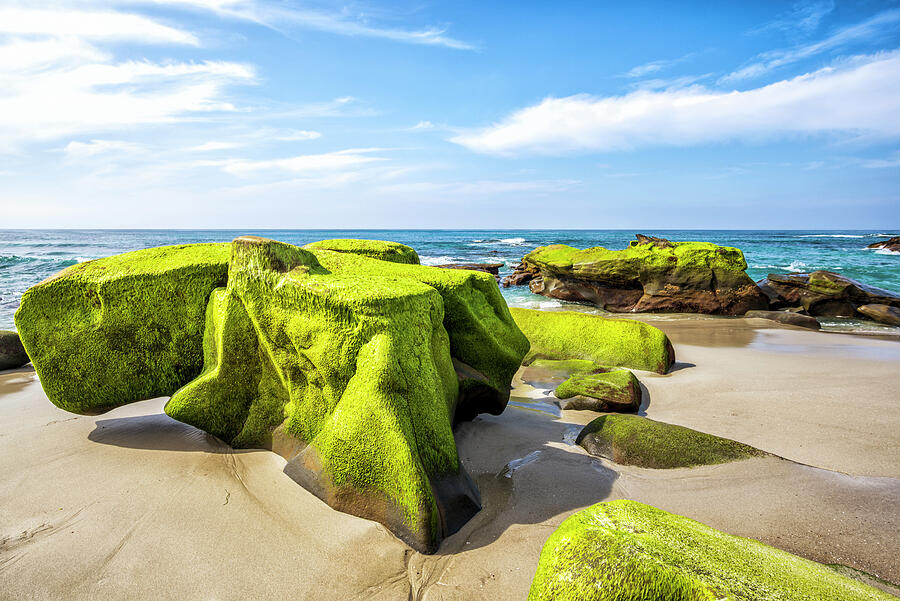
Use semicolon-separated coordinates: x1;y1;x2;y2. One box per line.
867;236;900;253
757;271;900;319
504;234;768;315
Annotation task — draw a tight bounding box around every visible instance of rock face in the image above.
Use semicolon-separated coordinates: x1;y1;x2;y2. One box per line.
554;368;641;412
508;235;769;315
867;236;900;253
511;308;675;374
857;304;900;327
434;262;504;283
758;271;900;318
302;238;420;264
16;236;530;553
0;330;29;370
15;243;231;412
576;415;764;469
745;309;821;330
528;500;893;601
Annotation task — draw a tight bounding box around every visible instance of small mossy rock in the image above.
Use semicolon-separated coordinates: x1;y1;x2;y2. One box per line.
518;235;769;315
511;308;675;374
576;414;764;468
554;368;641;412
167;236;528;553
528;500;894;601
303;238;420;264
0;330;29;370
744;310;821;330
15;244;230;413
857;304;900;327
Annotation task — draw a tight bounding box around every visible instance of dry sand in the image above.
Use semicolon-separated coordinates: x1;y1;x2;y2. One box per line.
1;318;898;600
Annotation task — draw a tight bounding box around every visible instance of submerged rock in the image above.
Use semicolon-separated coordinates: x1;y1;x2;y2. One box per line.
528;500;893;601
554;367;641;412
745;309;821;330
0;330;29;370
16;236;530;553
857;304;900;327
758;271;900;318
509;234;769;315
867;236;900;253
15;243;231;412
511;307;675;374
576;414;764;469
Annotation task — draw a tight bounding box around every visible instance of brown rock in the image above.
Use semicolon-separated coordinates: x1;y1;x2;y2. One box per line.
867;236;900;252
745;310;821;330
757;271;900;318
857;304;900;327
0;330;30;370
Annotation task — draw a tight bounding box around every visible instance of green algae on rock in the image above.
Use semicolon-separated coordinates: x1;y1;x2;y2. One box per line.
14;243;230;413
555;368;641;412
303;238;420;264
528;500;893;601
507;234;769;315
576;414;765;469
511;307;674;374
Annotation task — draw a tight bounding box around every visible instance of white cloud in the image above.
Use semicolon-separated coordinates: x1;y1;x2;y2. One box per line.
452;51;900;156
206;148;387;176
750;0;835;36
0;7;199;45
63;139;145;158
721;7;900;83
377;179;579;196
116;0;474;49
275;130;321;141
184;141;242;151
409;120;435;131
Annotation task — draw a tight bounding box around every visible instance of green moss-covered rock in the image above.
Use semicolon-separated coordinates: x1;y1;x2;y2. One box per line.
555;368;641;412
14;244;230;413
164;236;528;552
528;500;893;601
576;414;764;468
0;330;29;370
512;234;768;315
303;238;420;264
511;308;674;374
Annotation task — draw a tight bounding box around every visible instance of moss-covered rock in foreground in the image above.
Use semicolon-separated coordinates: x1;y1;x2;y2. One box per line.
511;308;675;374
528;500;893;601
576;414;764;468
510;234;769;315
14;244;230;413
555;368;641;412
303;238;420;264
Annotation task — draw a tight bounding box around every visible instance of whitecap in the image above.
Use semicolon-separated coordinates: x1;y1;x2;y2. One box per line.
796;234;866;238
875;248;900;256
787;260;808;272
419;255;460;266
539;300;563;309
499;237;527;245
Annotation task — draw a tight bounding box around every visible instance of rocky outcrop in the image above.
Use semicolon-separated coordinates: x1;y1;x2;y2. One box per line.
867;236;900;253
528;500;893;601
576;414;764;469
745;310;821;330
501;261;541;287
434;262;504;282
15;237;530;553
510;308;675;374
757;271;900;318
302;238;420;264
857;304;900;327
0;330;29;370
507;235;769;315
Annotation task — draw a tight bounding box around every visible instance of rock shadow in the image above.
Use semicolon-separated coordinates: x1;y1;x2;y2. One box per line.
89;413;241;454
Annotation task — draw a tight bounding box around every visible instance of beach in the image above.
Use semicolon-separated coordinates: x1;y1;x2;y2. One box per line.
2;316;898;600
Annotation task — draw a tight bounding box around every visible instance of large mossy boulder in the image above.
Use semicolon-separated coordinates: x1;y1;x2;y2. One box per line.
528;500;893;601
18;236;529;553
303;238;420;264
507;234;768;315
758;271;900;318
14;244;230;413
576;414;764;469
510;308;675;374
0;330;30;370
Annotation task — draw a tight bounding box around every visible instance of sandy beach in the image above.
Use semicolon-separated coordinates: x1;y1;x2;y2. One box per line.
1;317;898;600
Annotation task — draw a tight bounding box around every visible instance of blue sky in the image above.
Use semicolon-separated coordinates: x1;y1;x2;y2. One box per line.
1;0;899;228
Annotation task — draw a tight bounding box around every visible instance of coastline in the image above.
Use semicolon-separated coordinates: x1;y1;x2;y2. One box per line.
2;316;898;600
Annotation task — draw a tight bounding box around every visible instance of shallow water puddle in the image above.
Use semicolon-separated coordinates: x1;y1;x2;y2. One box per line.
499;450;542;478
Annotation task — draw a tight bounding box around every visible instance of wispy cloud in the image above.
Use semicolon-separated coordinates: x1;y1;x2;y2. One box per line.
859;152;900;168
452;51;900;156
376;178;579;197
0;6;199;45
117;0;475;49
202;148;388;176
721;7;900;83
749;0;835;36
623;52;697;79
63;139;146;159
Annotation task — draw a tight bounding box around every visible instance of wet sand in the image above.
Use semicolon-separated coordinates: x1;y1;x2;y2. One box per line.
1;318;898;600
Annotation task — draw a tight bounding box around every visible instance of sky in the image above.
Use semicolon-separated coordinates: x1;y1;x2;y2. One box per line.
1;0;899;229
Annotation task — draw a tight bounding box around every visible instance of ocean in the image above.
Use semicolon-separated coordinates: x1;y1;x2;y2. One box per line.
2;229;899;331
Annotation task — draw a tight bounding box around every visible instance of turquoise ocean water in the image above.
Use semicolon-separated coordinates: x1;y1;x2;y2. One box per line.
1;229;898;330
